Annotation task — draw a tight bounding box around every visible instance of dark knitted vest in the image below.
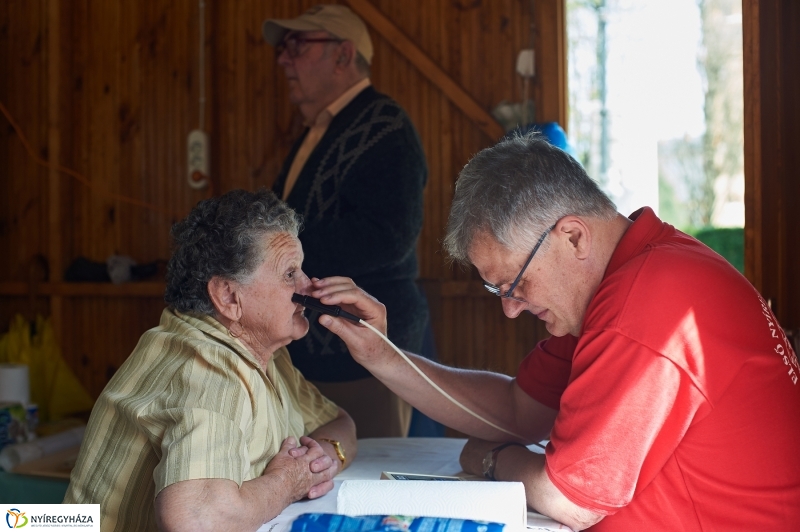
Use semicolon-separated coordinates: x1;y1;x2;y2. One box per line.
274;86;429;382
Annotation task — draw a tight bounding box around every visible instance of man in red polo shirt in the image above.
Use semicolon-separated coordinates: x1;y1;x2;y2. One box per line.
313;133;800;530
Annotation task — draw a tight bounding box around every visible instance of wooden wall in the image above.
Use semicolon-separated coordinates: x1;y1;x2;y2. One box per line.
742;0;800;332
0;0;565;400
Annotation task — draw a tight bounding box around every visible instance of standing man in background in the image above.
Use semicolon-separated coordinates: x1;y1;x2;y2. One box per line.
263;5;429;437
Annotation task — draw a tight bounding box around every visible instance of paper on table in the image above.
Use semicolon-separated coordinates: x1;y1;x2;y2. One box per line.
0;425;85;471
337;480;527;532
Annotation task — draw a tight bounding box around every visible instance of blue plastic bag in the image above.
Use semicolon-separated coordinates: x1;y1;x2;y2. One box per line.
291;513;505;532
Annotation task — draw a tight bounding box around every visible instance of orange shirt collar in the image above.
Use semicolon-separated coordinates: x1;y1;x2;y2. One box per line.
306;78;371;128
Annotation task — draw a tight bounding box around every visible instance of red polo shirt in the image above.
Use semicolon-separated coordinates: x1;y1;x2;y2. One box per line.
517;207;800;530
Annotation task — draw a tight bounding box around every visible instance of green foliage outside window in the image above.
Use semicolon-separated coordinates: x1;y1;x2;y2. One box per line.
690;227;744;274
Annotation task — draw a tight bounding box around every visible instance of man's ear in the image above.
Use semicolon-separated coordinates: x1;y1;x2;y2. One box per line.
208;277;242;321
336;41;356;67
557;216;591;260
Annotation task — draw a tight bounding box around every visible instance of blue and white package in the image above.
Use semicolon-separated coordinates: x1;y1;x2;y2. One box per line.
291;513;505;532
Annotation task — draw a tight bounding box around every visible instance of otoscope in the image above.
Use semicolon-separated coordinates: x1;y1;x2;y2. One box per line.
291;293;526;440
291;293;361;323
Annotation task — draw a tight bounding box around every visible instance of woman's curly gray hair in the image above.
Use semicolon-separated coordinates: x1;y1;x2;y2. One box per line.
164;189;301;315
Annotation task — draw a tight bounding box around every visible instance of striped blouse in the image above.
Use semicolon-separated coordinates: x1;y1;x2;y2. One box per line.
64;308;339;531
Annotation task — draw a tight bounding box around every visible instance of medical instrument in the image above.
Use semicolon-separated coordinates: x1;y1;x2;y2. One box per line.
292;294;361;323
292;294;526;440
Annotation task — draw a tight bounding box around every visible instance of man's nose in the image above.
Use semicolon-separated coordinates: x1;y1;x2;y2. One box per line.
276;48;292;66
501;297;527;319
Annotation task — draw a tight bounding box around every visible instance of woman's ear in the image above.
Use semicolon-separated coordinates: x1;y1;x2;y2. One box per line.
208;277;242;322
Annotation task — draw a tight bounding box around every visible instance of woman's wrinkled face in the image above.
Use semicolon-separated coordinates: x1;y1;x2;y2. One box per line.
237;232;312;356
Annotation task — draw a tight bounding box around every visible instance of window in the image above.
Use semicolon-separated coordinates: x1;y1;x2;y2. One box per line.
567;0;744;269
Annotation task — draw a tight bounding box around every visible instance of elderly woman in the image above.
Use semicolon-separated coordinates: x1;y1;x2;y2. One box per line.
64;189;357;531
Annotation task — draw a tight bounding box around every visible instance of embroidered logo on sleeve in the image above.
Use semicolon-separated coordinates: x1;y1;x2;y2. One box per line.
758;295;799;385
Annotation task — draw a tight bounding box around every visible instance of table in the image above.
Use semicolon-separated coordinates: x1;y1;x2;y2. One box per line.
258;437;571;532
0;443;77;503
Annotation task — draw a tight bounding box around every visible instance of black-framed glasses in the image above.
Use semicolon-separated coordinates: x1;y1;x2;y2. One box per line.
275;36;342;58
483;224;556;302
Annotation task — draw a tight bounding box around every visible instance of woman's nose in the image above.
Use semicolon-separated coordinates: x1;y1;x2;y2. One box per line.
296;270;312;294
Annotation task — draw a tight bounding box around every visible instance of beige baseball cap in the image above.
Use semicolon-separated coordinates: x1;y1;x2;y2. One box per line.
262;5;373;65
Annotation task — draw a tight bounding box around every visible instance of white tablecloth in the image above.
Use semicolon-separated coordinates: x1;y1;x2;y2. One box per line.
257;437;571;532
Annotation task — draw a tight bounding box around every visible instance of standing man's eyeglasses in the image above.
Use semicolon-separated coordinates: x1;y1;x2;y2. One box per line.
483;224;556;302
275;35;342;58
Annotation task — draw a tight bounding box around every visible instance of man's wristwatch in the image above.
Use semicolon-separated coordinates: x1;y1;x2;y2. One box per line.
318;438;346;467
482;442;525;481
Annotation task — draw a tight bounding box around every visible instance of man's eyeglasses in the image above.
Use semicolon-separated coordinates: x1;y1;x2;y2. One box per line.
275;36;342;59
483;224;556;302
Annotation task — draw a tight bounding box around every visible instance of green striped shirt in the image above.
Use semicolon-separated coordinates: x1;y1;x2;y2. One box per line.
64;308;339;531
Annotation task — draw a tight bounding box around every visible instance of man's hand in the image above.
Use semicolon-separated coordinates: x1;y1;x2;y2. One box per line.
460;437;604;531
459;437;504;477
309;276;391;367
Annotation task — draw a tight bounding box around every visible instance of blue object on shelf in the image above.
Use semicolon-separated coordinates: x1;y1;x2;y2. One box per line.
506;121;580;163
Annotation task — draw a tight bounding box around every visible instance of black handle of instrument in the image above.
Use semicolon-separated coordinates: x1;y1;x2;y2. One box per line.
292;294;362;323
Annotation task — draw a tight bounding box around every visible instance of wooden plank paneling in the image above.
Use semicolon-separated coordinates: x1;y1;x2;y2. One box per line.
0;1;50;282
346;0;505;140
46;0;64;344
0;0;565;398
59;297;165;399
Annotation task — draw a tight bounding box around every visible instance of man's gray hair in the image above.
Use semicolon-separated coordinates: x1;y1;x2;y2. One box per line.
443;132;617;264
165;189;301;315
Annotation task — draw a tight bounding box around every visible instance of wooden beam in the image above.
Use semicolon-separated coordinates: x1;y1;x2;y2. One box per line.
47;0;64;344
742;0;762;290
344;0;505;141
533;0;567;126
556;0;568;129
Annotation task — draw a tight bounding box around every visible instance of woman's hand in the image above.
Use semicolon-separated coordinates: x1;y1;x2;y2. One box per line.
295;436;338;498
155;436;337;531
265;436;336;501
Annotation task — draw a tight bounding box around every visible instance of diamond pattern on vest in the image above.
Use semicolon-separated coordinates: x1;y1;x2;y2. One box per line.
303;99;404;222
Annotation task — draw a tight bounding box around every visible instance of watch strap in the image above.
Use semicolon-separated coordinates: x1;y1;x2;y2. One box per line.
486;442;525;481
